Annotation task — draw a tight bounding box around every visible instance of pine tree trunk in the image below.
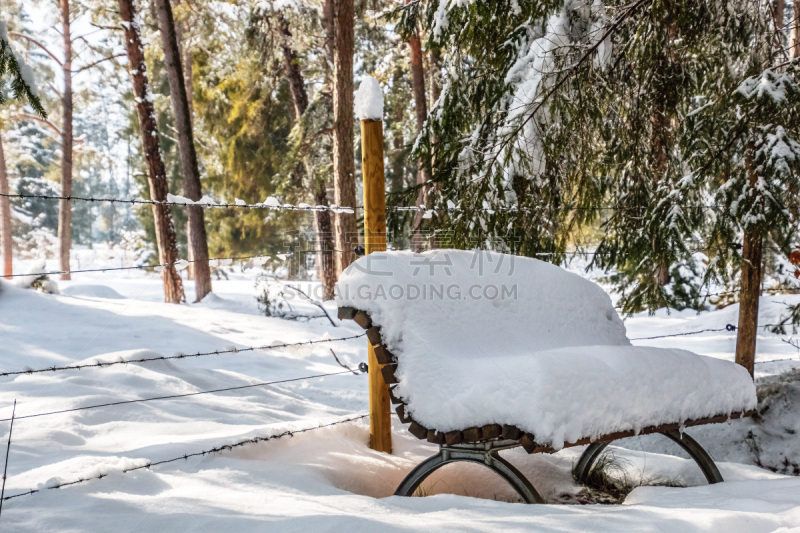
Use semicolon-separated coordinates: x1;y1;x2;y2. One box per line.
407;22;430;251
119;0;185;304
154;0;212;302
313;185;336;300
651;100;672;288
324;0;335;71
277;14;337;299
0;132;12;279
792;2;800;57
173;1;195;121
391;95;404;194
736;227;762;377
735;149;764;377
429;47;442;108
332;0;357;273
58;0;73;281
773;0;784;31
173;0;195;281
426;47;442;249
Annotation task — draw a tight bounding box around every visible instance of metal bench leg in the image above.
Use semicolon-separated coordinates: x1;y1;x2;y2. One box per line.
660;429;723;484
573;441;611;485
574;430;723;485
394;447;545;503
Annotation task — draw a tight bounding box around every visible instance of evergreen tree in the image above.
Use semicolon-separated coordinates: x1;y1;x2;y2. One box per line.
406;0;799;324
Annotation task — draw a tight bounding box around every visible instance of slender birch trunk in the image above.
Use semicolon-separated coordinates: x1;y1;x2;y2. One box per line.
58;0;73;280
0;132;11;279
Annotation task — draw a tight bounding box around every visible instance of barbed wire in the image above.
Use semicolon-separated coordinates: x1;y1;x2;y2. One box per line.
12;242;788;281
629;324;737;341
0;413;368;502
701;287;800;298
0;369;364;423
755;357;800;366
0;333;366;378
3;191;728;215
4;253;276;279
0;192;355;213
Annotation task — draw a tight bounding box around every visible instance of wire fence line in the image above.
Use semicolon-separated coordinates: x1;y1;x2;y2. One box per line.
0;192;356;213
629;324;738;341
0;413;369;503
5;252;284;279
0;370;364;423
2;191;729;214
0;333;366;378
755;357;800;366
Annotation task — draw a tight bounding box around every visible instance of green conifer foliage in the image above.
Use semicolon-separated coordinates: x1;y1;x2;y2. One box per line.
409;0;799;313
0;22;46;117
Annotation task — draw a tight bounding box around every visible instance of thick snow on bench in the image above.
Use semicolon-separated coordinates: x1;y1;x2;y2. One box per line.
336;250;757;449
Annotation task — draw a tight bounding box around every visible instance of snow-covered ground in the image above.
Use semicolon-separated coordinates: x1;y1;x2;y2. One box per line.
1;246;800;532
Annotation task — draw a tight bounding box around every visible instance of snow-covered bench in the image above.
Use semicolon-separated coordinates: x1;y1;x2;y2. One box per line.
336;250;757;503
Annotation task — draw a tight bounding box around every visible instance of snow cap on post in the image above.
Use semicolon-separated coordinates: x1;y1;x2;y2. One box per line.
355;76;383;121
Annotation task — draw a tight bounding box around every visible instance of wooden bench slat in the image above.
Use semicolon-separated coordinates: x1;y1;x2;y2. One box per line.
337;306;357;320
445;430;464;445
353;310;373;329
373;345;394;365
380;364;398;384
395;404;411;423
481;424;502;440
502;424;522;440
462;427;481;442
366;326;383;346
409;422;428;440
388;385;402;405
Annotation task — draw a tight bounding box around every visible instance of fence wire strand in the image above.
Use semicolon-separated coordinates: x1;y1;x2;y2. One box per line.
0;333;366;378
1;413;368;502
0;369;363;423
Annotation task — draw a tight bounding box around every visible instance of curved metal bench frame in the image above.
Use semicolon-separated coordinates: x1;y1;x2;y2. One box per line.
395;431;722;504
573;429;724;486
394;440;545;503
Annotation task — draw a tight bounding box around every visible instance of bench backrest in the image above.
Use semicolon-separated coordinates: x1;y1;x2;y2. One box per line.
335;250;630;357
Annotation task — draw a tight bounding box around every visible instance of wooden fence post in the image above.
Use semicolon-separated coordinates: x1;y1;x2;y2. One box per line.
360;108;392;454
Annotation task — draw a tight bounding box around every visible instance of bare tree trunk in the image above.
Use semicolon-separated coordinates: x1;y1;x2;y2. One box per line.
119;0;185;304
407;21;430;251
58;0;73;281
154;0;212;302
332;0;357;273
277;15;337;300
0;133;11;279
